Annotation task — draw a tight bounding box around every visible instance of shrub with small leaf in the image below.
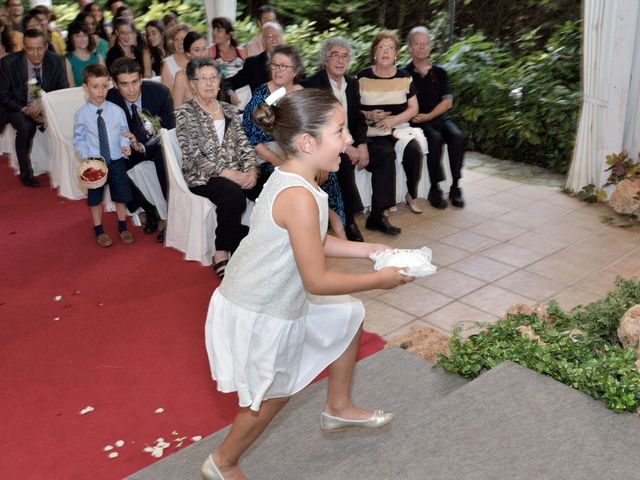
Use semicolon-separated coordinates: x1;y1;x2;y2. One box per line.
438;278;640;412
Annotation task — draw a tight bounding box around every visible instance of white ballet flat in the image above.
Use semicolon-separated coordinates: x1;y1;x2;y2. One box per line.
405;193;423;214
201;455;225;480
320;410;394;432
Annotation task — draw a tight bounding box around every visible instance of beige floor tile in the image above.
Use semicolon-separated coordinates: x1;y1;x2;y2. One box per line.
464;184;502;200
575;271;620;297
463;200;512;219
516;184;562;200
473;176;523;191
361;298;416;337
429;241;472;267
486;191;536;209
468;219;528;241
389;231;435;250
580;229;640;254
530;222;597;243
461;169;489;183
415;268;485;298
525;255;595;284
494;270;566;302
450;255;517;282
383;319;440;340
547;287;603;312
518;200;575;221
481;243;551;268
377;283;452;317
460;284;537;317
403;219;461;240
421;301;498;335
439;230;499;253
430;209;485;229
508;231;569;255
603;251;640;278
546;192;586;208
495;209;553;229
553;245;624;271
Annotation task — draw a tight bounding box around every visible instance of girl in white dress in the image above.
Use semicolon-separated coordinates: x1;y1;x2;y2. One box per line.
201;88;414;480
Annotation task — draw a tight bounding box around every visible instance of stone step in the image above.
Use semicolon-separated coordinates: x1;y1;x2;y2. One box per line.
127;347;640;479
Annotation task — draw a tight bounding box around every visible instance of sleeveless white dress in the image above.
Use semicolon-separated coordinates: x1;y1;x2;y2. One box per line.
205;169;364;411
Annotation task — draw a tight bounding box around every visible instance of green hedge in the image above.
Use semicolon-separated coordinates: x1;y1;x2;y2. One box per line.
439;278;640;413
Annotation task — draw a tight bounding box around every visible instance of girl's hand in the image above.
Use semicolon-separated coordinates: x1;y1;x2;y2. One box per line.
377;266;414;289
366;243;391;259
375;115;396;132
122;146;131;156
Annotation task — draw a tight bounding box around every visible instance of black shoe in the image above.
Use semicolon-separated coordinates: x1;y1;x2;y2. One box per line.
20;174;40;187
427;187;447;209
143;206;159;234
156;228;165;243
345;222;364;242
365;215;401;235
449;187;465;208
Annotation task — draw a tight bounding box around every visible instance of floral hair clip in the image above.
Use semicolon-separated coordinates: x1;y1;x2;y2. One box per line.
265;87;286;106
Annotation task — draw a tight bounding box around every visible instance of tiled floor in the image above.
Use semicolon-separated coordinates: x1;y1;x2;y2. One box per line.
327;153;640;341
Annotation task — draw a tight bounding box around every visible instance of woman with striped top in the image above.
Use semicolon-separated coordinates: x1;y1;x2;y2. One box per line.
357;31;424;235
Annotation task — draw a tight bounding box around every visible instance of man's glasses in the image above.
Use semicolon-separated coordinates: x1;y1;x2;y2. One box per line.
329;52;350;61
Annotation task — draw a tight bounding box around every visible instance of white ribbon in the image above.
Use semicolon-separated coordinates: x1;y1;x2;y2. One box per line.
265;87;287;106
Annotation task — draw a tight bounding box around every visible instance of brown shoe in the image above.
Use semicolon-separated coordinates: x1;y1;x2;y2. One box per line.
119;230;135;245
96;233;113;248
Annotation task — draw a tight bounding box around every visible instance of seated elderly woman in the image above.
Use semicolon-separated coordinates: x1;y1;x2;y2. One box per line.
357;30;424;235
172;31;209;108
242;44;347;238
176;57;261;279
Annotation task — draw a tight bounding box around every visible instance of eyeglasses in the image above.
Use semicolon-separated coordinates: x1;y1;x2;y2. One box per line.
411;42;430;48
329;52;350;61
376;44;396;52
270;62;293;72
194;75;219;83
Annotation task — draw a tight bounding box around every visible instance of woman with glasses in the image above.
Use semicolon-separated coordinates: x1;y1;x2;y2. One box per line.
357;30;424;235
176;57;261;279
171;31;210;108
242;44;348;239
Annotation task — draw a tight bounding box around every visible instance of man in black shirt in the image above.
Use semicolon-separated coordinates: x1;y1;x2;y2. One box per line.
406;26;465;208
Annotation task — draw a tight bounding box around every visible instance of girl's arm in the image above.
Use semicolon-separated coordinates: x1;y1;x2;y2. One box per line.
274;186;411;296
323;234;388;259
172;71;187;109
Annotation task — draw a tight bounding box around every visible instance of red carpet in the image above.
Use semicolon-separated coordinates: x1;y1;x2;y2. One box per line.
0;159;385;480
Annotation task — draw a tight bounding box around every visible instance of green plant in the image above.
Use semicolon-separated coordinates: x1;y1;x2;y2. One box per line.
438;20;582;173
438;278;640;412
578;150;640;204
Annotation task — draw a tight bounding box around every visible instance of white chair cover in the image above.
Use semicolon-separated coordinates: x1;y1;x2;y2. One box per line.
41;87;86;199
127;160;168;220
2;125;50;177
234;85;252;111
354;143;452;209
160;128;252;266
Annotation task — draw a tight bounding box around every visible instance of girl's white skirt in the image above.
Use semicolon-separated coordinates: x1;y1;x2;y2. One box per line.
205;289;365;411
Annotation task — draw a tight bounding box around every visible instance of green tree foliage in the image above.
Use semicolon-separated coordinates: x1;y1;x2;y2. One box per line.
438;20;581;172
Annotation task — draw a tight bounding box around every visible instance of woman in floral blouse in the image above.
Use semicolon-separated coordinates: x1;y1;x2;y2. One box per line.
176;57;262;279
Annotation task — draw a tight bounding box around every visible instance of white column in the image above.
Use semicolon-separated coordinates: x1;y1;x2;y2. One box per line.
203;0;238;44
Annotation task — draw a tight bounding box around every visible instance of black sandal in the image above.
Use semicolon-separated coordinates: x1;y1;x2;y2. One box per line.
213;259;229;279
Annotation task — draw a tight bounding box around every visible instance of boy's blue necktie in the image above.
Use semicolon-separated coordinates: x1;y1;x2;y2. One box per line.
97;109;111;164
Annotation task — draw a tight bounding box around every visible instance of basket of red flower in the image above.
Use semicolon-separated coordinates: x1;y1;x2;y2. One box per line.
77;156;108;189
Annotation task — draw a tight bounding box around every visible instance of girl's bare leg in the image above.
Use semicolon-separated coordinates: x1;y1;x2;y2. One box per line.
210;396;290;480
324;324;375;419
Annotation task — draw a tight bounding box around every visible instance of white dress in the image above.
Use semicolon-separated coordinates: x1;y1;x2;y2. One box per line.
205;169;364;411
162;55;181;88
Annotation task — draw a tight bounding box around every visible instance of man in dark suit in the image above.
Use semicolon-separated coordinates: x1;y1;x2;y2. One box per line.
302;38;373;241
226;21;283;94
0;29;68;186
106;57;175;242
